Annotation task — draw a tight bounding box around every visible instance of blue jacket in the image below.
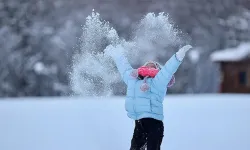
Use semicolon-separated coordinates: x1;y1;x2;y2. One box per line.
111;52;182;121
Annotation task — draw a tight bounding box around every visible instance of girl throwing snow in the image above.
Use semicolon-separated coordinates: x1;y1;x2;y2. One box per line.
104;44;192;150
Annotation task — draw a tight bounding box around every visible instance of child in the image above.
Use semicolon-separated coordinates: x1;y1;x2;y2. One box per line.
104;44;192;150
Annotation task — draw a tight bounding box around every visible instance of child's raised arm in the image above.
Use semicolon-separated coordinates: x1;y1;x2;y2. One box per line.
152;45;192;90
104;44;134;85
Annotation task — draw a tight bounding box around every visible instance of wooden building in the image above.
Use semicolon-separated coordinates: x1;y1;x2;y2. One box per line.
210;43;250;93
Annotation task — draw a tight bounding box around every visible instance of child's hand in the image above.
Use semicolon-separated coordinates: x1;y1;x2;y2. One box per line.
104;44;125;58
107;29;119;44
104;45;115;57
176;45;193;61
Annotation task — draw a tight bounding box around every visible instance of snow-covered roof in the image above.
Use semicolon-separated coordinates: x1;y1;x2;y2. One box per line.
210;42;250;62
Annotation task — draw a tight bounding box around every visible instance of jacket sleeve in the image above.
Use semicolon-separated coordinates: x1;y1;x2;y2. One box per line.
110;52;134;85
152;54;182;90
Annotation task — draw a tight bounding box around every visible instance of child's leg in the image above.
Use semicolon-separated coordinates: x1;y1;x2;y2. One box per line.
130;120;147;150
140;118;164;150
147;129;164;150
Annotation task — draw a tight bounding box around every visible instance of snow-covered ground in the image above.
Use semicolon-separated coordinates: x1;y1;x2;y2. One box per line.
0;94;250;150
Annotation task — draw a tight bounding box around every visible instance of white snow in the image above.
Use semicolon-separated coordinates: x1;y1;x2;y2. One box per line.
0;94;250;150
210;42;250;62
188;48;200;63
226;16;249;30
70;11;182;96
34;62;45;74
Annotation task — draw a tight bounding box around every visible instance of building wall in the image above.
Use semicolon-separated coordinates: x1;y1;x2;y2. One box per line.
220;59;250;93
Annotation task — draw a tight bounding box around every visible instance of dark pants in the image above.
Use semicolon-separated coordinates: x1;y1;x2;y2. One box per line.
130;118;164;150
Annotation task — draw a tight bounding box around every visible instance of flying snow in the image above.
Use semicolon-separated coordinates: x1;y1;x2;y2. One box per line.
70;10;184;96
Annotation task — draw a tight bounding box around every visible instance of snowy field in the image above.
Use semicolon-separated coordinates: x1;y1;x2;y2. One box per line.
0;94;250;150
